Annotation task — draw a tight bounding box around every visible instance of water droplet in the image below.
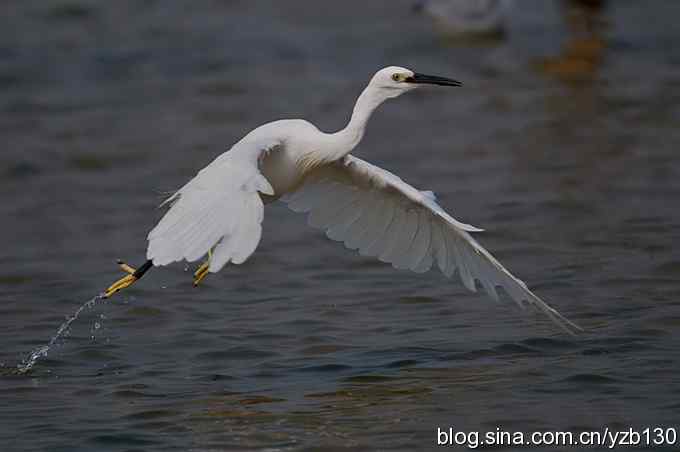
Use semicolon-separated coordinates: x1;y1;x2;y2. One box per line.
94;322;101;330
17;294;104;373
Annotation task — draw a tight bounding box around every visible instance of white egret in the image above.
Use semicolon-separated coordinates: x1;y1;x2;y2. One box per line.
104;66;580;334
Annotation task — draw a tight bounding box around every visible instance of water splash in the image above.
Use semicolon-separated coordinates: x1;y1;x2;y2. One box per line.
16;293;106;374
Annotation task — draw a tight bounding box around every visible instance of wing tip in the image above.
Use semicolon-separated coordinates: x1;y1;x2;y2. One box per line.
543;306;584;336
525;292;583;336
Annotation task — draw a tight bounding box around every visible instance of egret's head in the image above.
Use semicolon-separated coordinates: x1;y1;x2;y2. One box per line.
369;66;462;98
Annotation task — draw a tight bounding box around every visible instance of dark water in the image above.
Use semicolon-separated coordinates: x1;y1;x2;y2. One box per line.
2;1;680;450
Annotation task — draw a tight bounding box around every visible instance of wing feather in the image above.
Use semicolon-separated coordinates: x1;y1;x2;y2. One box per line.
308;183;351;228
343;191;379;250
282;155;581;334
147;139;277;272
387;208;419;269
362;199;397;257
408;211;432;271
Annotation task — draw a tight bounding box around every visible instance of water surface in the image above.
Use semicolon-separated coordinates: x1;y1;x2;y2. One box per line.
1;1;680;450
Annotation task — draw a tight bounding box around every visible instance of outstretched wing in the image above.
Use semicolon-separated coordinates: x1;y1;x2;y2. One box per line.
147;138;278;272
283;155;580;334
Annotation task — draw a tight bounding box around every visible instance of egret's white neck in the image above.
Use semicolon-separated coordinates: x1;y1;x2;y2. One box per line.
325;85;391;161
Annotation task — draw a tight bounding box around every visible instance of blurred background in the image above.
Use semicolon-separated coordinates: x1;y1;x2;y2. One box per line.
1;0;679;450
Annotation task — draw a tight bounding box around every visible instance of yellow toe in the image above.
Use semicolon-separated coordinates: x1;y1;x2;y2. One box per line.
104;274;138;298
117;260;137;275
193;262;210;287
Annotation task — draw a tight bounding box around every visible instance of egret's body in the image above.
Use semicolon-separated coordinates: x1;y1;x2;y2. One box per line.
258;120;325;196
105;66;580;334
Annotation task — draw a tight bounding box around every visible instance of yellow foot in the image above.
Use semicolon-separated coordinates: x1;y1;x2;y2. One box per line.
104;273;138;298
193;261;209;287
104;259;152;298
117;260;137;275
193;249;213;287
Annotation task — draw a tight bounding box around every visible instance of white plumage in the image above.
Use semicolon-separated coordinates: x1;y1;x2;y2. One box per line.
147;136;276;271
144;66;580;334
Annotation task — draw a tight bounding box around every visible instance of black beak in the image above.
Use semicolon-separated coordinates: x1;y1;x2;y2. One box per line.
405;73;462;87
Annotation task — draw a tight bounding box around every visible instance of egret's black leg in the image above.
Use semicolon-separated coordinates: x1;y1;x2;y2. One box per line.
104;259;153;298
133;260;153;279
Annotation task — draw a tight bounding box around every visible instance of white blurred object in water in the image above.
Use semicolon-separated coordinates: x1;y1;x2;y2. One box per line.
417;0;511;35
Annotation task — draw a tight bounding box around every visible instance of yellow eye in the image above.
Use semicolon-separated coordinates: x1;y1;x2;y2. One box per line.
392;73;402;82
